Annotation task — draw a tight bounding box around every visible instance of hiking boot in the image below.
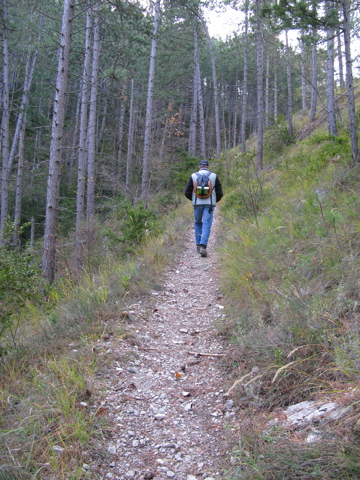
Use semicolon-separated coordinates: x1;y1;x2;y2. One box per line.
196;245;201;253
199;245;207;257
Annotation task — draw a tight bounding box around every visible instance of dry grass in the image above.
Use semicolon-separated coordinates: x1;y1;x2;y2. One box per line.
218;102;360;477
0;199;190;479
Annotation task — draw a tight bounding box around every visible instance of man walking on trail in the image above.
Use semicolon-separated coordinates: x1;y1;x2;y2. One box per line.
184;160;223;257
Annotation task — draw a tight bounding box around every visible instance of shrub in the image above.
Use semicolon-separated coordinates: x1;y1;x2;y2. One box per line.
103;201;161;254
0;246;43;344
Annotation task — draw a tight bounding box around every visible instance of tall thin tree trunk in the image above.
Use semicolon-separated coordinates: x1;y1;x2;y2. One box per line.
75;2;92;265
197;72;206;159
188;29;198;157
13;123;26;246
86;6;101;220
42;0;74;283
310;29;318;122
126;78;136;188
326;0;337;136
0;0;10;243
195;29;206;159
301;36;307;110
341;0;359;161
69;92;81;187
337;31;345;90
265;54;270;128
256;0;264;171
233;76;238;148
117;92;126;174
241;2;249;153
285;30;293;138
201;17;221;157
274;63;278;123
141;0;161;200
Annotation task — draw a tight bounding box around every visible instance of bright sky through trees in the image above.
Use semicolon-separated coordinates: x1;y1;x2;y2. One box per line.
204;4;244;39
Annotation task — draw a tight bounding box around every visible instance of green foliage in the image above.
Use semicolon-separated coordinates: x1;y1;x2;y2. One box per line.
221;153;264;225
103;201;161;253
219;124;360;477
0;224;43;345
264;120;296;160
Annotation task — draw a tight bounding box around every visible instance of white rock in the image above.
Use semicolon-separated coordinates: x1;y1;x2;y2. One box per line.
184;401;193;411
285;400;349;426
306;430;323;443
154;413;166;420
167;471;175;478
108;445;117;455
52;445;64;454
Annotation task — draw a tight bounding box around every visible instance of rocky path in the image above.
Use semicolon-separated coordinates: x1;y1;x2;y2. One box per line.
95;216;235;480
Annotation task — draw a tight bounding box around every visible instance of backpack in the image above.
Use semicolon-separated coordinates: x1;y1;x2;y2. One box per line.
193;171;213;199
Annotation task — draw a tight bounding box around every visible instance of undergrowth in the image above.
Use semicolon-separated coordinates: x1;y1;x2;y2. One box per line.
0;200;191;479
219;126;360;478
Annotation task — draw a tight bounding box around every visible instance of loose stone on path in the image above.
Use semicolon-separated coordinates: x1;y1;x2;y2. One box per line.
94;216;231;479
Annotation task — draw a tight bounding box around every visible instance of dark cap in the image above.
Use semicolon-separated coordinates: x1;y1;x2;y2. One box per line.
199;160;209;167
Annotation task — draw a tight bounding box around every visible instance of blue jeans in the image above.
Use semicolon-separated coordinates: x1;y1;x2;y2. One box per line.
194;205;214;246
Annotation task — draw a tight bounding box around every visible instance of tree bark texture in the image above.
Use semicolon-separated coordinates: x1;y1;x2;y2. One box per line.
285;30;293;138
42;0;74;283
141;0;161;200
75;1;92;265
241;3;249;153
256;0;264;171
0;0;10;243
341;0;359;161
126;78;136;188
310;30;318;122
201;17;221;157
86;5;101;220
326;0;337;136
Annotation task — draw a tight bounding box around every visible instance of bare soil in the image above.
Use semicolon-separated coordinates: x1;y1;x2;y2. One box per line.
93;214;237;480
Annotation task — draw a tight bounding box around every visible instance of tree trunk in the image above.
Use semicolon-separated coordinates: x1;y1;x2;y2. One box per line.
274;62;278;123
197;68;206;159
141;0;161;200
117;92;126;175
75;1;92;264
265;54;269;128
233;76;238;148
337;30;345;90
126;77;136;188
326;0;337;136
0;0;10;243
301;36;307;110
86;6;101;220
201;18;221;157
341;0;359;161
285;30;293;138
188;29;198;157
256;0;264;171
42;0;74;283
13;122;25;247
195;29;206;159
241;3;249;153
310;29;318;122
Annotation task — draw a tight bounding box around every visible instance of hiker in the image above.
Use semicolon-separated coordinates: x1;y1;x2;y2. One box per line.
184;159;223;257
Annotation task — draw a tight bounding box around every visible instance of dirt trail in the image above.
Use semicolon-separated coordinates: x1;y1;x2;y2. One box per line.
95;215;235;480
